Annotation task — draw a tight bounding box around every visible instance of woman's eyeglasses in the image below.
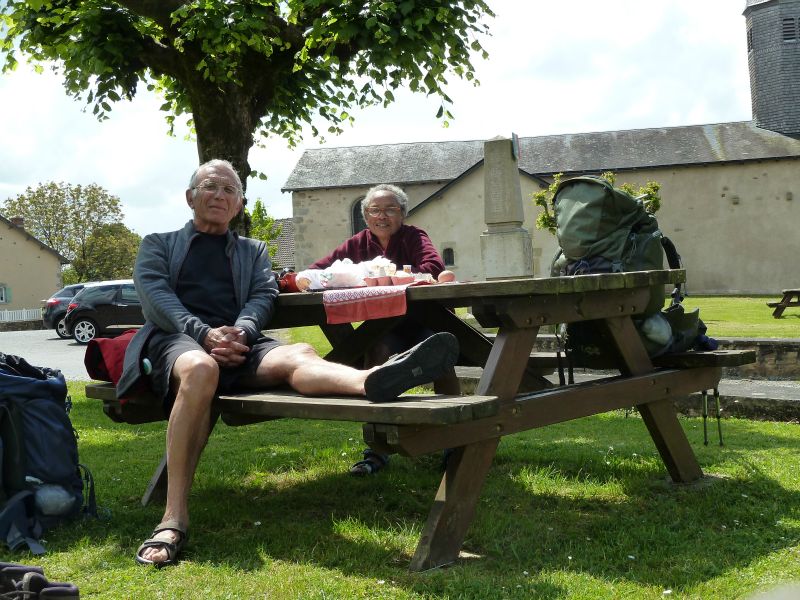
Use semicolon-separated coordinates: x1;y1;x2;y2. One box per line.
366;206;401;217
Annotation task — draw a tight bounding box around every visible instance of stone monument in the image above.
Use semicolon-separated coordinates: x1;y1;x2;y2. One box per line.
479;135;534;279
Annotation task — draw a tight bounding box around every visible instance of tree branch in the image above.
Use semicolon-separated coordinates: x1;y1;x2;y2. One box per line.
113;0;184;29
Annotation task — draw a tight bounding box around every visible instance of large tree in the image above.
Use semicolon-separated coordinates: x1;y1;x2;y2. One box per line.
2;181;125;265
67;221;142;282
1;1;493;202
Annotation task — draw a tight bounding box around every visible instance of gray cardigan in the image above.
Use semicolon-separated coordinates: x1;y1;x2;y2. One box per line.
117;220;279;399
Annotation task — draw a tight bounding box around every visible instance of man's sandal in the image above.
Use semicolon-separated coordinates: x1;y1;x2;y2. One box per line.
135;519;188;568
349;449;389;476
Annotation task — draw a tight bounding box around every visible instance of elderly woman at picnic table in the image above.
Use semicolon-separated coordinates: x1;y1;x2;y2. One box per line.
308;183;453;475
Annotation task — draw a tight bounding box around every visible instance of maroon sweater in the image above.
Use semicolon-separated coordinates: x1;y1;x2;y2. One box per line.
309;225;445;277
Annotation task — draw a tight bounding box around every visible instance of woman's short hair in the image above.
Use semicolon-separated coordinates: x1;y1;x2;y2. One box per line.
188;159;243;198
361;184;409;218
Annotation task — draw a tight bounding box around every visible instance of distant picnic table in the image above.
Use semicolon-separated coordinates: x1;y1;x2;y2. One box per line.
767;289;800;318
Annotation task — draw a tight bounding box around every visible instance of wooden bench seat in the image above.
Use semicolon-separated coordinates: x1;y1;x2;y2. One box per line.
522;349;756;371
84;382;499;427
651;349;756;368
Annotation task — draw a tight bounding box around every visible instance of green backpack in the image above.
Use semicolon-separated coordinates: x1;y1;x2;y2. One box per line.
549;176;705;363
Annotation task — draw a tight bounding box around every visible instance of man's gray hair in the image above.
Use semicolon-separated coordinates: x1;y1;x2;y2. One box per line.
360;184;409;218
188;159;243;198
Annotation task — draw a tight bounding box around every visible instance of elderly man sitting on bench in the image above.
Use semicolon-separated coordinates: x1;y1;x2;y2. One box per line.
117;159;458;568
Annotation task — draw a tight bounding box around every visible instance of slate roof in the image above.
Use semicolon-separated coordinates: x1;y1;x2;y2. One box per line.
271;217;295;270
0;213;67;263
744;0;775;9
282;121;800;192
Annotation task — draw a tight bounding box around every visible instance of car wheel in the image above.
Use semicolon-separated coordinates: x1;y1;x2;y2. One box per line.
72;319;97;344
56;317;71;339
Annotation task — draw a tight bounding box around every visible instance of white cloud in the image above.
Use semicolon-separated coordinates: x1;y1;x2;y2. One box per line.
0;0;752;235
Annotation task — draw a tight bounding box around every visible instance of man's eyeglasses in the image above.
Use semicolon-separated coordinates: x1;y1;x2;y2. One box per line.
366;206;402;217
192;181;240;196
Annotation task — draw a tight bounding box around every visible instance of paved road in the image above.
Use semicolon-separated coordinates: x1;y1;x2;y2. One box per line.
0;329;91;380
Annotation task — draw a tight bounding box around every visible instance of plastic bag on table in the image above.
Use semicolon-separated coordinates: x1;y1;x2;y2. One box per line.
296;259;370;291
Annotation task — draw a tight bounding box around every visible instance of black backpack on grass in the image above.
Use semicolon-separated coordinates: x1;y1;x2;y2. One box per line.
549;176;712;366
0;353;96;554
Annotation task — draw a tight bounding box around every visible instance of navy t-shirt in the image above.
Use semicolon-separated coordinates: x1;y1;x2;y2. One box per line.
176;233;238;327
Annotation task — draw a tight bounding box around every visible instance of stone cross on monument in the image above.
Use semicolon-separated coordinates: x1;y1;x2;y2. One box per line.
480;135;534;280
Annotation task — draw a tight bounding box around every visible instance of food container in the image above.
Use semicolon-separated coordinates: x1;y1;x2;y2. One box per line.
364;277;379;286
391;275;414;285
377;276;392;286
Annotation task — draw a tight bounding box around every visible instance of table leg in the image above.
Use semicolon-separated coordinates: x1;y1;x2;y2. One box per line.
771;292;797;318
477;327;540;398
639;399;703;482
409;437;499;571
772;295;788;318
141;453;168;507
603;316;702;483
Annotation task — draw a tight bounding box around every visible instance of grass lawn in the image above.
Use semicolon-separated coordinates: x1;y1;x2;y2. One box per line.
681;296;800;339
20;382;800;599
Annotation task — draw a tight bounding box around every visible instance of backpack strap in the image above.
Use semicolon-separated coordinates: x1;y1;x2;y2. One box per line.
661;236;684;305
0;491;45;555
78;464;97;518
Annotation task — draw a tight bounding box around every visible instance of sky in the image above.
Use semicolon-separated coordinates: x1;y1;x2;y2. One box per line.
0;1;753;237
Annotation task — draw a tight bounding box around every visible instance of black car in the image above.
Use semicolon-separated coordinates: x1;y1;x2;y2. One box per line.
64;280;145;344
41;283;87;339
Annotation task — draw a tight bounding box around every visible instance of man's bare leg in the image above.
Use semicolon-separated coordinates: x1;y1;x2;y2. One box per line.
240;336;458;400
138;350;218;564
240;343;374;394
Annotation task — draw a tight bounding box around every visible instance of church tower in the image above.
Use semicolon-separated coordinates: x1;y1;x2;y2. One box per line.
744;0;800;135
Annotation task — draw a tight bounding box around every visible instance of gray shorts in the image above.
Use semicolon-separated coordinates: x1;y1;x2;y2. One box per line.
144;330;282;414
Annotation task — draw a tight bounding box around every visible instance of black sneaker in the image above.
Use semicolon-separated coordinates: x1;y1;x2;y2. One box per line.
0;564;44;594
364;332;459;402
20;572;79;599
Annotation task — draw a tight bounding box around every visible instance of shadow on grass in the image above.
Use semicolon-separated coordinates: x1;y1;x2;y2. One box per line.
50;395;800;598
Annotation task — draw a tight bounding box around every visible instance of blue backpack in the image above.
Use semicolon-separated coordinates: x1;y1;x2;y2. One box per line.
0;353;96;554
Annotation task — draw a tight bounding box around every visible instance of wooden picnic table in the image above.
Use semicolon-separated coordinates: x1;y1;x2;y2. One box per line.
767;289;800;318
86;269;754;571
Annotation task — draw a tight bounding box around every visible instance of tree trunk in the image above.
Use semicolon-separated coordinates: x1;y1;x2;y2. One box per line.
190;86;257;236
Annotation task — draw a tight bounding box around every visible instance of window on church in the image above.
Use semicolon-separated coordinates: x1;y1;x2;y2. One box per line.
443;247;455;266
782;18;797;42
352;197;367;235
747;27;754;51
0;284;7;304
